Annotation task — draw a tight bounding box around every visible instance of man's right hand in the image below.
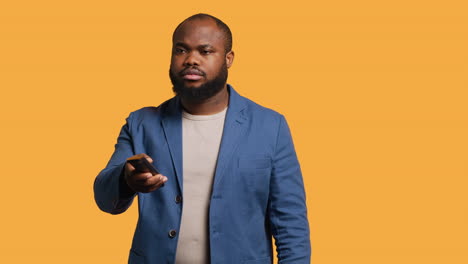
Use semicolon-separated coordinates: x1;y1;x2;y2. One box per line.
124;154;168;193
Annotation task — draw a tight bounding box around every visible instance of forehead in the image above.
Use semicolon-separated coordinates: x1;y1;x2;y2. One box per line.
173;19;226;48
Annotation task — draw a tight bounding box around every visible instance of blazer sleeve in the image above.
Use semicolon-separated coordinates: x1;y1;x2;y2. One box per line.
269;115;311;263
93;114;137;215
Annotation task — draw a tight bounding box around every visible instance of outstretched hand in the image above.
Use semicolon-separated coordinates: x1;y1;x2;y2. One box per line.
124;153;168;193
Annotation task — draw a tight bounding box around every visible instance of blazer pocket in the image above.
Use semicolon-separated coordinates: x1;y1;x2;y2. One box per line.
238;156;271;170
238;157;272;196
128;249;146;264
242;257;272;264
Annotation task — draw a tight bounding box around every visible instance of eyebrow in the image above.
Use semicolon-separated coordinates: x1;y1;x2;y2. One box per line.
174;42;189;49
198;44;214;50
174;42;215;50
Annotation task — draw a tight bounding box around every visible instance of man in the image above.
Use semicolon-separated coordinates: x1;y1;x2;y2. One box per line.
94;13;310;264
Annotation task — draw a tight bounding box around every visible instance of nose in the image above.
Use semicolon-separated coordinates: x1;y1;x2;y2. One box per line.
183;51;200;66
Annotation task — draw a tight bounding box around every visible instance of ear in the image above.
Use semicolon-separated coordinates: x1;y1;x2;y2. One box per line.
226;50;235;68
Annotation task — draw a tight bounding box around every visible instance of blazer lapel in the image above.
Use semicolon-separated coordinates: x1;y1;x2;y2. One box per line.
213;85;249;190
160;85;248;193
161;97;184;192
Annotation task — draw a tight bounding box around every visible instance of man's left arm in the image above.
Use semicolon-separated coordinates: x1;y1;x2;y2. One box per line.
269;115;311;263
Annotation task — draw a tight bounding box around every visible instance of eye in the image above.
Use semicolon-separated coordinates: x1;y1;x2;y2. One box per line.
174;48;186;54
201;50;212;55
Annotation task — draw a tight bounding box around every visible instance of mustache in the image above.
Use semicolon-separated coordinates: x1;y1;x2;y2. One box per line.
180;67;206;76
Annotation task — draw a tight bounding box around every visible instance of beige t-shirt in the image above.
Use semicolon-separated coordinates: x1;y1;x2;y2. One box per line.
175;107;227;264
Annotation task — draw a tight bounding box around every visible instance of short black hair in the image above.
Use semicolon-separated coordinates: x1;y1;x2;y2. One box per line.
172;13;233;53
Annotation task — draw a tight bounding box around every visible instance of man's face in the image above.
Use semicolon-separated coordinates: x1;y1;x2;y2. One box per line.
169;19;234;101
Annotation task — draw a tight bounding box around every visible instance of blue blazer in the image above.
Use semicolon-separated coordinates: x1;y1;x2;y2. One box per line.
94;85;311;264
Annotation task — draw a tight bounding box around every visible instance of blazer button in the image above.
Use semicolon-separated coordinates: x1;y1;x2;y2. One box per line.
175;195;182;203
168;229;177;238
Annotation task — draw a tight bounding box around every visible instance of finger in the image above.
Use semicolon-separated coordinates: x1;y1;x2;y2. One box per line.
133;174;167;193
132;175;164;190
125;161;135;171
145;156;154;164
145;177;168;192
132;172;153;182
144;174;167;186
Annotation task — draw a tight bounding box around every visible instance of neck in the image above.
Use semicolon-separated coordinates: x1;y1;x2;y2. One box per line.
180;85;229;115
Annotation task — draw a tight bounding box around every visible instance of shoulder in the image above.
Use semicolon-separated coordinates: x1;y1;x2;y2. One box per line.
236;93;286;128
230;85;283;118
243;96;283;118
125;96;177;124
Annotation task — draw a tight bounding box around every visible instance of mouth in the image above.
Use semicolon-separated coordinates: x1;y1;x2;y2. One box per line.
181;68;205;81
183;74;203;81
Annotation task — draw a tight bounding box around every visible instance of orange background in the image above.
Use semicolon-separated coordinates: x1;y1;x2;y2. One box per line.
1;1;467;263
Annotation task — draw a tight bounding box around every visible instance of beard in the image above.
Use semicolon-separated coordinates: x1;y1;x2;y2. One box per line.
170;63;228;102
